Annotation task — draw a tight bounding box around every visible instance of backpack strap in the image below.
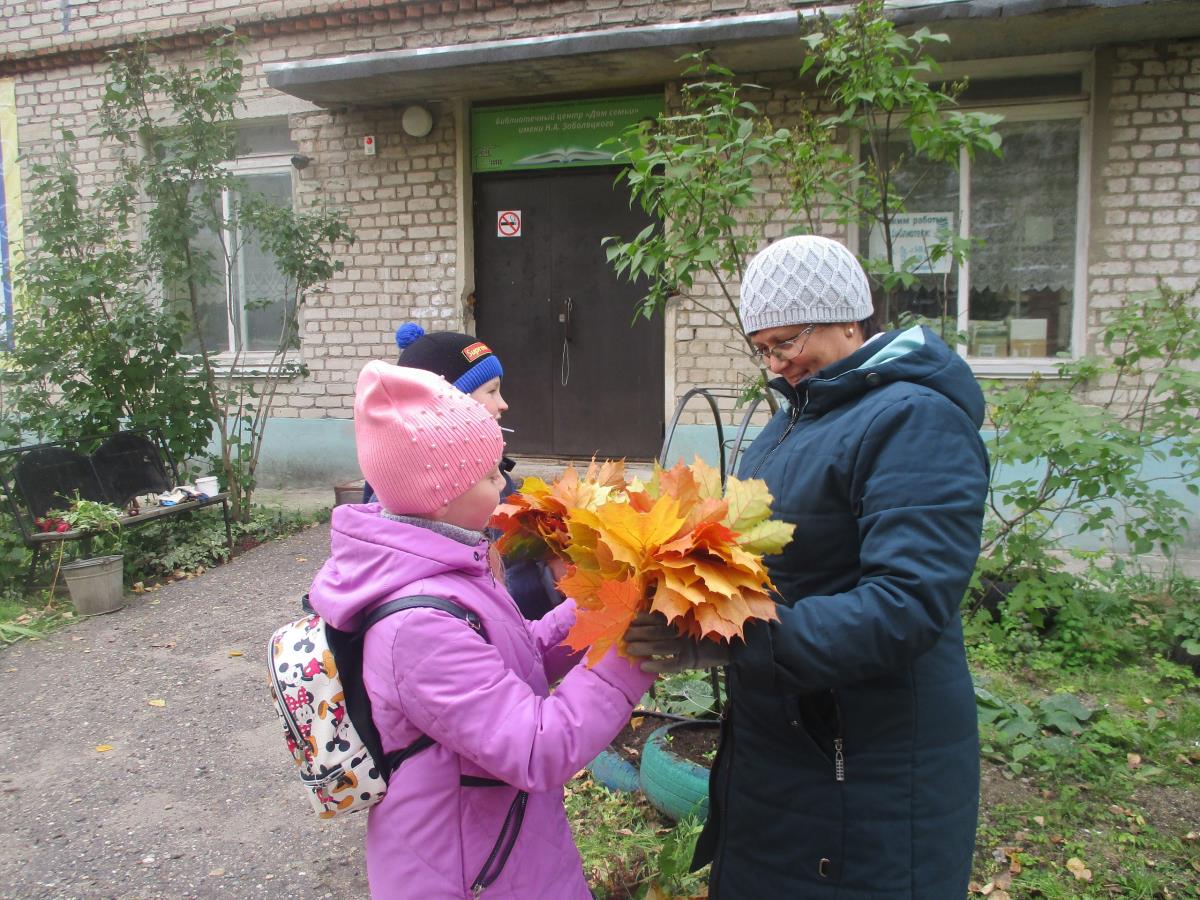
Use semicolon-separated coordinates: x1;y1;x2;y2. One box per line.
361;595;488;641
358;595;490;779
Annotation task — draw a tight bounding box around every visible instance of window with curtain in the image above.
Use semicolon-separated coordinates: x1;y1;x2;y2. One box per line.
181;122;298;357
863;91;1086;364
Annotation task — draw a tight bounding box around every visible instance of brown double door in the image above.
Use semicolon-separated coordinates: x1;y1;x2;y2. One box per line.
473;168;663;459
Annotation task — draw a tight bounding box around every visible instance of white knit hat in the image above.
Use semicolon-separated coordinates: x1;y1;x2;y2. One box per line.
739;235;873;334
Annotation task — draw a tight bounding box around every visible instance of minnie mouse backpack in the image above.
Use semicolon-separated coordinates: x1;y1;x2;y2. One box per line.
267;594;486;818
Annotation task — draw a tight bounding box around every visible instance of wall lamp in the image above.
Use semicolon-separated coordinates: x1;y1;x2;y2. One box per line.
401;104;434;138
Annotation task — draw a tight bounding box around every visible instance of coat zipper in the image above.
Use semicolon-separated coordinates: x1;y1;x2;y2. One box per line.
832;689;845;783
470;789;529;895
748;400;801;479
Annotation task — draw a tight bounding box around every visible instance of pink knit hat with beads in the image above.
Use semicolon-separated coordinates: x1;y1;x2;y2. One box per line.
354;360;503;515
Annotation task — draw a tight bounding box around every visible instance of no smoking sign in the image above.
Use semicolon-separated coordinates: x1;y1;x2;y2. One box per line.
496;210;522;238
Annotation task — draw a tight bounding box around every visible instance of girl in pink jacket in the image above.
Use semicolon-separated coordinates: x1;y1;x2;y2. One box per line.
308;361;652;898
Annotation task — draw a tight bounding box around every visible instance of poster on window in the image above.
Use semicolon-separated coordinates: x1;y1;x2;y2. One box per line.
868;212;954;275
0;79;21;350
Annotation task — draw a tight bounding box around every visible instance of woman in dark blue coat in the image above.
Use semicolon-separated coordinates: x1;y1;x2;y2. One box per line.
626;235;988;898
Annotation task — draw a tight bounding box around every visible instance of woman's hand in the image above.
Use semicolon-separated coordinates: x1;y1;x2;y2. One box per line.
623;612;731;674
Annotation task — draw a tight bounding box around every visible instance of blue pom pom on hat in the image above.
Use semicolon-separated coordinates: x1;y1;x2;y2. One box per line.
395;322;426;349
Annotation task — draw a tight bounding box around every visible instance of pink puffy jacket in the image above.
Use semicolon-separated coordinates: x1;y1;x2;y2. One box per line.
308;504;652;898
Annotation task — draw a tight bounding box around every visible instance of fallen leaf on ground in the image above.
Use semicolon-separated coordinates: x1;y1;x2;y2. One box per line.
228;650;243;657
629;716;644;730
147;699;166;708
1065;857;1093;882
95;745;113;753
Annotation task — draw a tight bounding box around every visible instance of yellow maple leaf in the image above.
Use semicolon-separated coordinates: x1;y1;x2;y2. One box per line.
689;456;724;499
737;518;796;556
722;475;774;532
587;495;686;568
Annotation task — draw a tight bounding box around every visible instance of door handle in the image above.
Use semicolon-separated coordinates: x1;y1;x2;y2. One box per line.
558;297;574;342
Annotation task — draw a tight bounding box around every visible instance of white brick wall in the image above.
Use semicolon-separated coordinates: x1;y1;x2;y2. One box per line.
1090;41;1200;322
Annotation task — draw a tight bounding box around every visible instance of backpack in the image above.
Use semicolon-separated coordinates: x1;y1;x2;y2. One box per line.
268;594;487;819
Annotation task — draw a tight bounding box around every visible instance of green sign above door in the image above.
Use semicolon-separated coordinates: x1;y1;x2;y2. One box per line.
471;95;663;173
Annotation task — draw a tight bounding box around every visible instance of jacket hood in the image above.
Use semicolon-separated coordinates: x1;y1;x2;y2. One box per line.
770;325;985;427
307;503;489;631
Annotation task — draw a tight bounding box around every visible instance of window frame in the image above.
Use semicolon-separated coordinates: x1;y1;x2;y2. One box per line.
206;150;299;372
853;54;1094;376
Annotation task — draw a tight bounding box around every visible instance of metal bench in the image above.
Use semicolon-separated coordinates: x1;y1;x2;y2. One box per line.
0;429;232;583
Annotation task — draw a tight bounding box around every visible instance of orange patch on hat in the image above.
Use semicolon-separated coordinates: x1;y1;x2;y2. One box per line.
461;342;492;363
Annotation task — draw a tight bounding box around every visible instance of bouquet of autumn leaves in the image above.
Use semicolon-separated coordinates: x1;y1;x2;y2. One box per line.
491;458;795;665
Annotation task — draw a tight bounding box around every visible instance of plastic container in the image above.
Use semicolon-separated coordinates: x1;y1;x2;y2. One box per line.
195;475;219;497
61;554;125;615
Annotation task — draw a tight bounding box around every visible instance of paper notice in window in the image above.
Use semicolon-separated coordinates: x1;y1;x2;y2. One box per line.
867;212;955;275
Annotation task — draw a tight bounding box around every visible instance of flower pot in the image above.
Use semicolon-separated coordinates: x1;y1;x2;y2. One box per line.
61;554;125;615
639;721;717;821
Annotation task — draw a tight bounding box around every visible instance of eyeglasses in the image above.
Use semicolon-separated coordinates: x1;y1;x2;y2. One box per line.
752;324;819;362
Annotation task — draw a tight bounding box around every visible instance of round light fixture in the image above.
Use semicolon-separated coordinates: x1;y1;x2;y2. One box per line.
401;104;434;138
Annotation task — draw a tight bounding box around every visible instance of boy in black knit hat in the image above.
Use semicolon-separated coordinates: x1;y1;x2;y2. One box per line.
360;323;564;619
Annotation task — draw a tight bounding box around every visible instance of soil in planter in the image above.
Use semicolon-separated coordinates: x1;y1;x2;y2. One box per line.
612;717;720;768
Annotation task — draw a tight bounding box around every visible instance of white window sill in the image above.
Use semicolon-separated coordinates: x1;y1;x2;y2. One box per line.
204;351;306;378
967;357;1067;379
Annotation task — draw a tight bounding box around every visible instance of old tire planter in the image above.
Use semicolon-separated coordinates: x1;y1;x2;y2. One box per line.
587;748;641;793
639;721;716;821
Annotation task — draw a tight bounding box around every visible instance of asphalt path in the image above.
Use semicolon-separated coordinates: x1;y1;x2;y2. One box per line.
0;522;370;899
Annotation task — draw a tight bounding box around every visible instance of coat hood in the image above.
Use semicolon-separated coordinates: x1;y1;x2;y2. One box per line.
770;325;986;428
307;503;489;631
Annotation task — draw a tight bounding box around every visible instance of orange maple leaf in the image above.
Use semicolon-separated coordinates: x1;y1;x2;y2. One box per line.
563;577;646;666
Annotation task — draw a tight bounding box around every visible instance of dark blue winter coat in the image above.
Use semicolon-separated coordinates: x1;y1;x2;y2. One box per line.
694;326;988;899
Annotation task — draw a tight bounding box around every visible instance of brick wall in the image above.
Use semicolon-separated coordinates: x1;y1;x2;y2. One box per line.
1090;40;1200;325
7;0;1199;438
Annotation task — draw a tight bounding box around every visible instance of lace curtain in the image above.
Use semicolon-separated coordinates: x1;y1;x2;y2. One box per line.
969;119;1079;295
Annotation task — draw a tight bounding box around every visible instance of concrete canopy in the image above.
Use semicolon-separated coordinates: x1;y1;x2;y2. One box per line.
264;0;1200;108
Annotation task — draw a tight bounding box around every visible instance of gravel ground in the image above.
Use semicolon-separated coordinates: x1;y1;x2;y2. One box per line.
0;523;369;899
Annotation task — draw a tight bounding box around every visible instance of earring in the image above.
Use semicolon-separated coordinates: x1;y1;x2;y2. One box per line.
845;328;855;337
